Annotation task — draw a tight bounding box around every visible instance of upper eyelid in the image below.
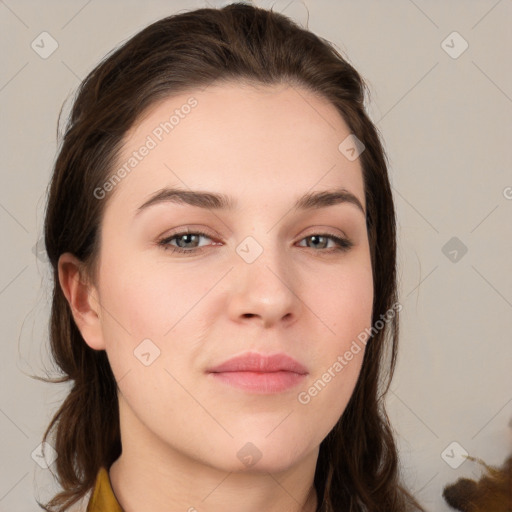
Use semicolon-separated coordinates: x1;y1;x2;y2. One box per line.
161;223;351;238
161;230;351;246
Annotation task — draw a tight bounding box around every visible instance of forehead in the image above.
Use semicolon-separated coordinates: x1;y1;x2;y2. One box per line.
105;81;365;216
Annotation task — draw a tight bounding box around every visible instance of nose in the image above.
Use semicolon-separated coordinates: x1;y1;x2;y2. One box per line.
226;244;302;328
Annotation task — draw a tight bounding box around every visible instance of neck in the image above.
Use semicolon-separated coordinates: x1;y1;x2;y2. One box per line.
108;397;319;512
109;451;318;512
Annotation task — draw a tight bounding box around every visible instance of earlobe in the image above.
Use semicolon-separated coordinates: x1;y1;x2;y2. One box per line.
57;252;106;351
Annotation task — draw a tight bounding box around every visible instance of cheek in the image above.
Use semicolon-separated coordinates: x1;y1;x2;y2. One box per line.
296;255;373;421
93;258;174;386
98;256;206;339
310;254;374;345
95;261;204;427
96;255;220;397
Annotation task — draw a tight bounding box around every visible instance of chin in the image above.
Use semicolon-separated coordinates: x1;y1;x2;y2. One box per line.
222;453;305;475
219;437;314;474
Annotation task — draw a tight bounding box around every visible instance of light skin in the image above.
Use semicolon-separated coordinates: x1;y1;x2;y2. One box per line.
58;81;374;512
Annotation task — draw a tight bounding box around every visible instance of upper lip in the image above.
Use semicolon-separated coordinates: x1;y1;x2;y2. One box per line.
207;351;308;375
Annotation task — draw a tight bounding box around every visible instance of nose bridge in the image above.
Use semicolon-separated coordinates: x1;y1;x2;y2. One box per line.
228;230;300;326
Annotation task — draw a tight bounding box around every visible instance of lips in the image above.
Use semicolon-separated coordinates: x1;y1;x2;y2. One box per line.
207;352;308;394
207;351;308;375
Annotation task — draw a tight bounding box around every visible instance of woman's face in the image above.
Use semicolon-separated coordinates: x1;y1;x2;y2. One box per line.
79;82;373;473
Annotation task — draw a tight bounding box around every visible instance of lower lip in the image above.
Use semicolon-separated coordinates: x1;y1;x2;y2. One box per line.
209;371;307;394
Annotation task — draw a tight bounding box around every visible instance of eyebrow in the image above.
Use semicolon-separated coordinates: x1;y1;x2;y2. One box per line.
135;187;366;217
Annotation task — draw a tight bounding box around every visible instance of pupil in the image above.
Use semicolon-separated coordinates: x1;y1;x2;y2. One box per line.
179;234;196;247
311;236;326;248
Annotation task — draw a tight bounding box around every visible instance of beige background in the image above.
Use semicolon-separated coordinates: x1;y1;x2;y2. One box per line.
1;0;511;511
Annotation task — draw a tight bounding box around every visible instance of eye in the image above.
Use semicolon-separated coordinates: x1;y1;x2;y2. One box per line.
157;230;354;255
158;229;214;254
296;233;353;252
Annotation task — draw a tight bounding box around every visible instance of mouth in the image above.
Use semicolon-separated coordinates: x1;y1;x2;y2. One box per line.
206;351;308;394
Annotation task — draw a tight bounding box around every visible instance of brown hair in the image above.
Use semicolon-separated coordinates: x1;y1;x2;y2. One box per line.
38;3;425;511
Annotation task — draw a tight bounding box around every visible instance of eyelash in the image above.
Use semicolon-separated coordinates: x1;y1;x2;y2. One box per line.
157;229;354;255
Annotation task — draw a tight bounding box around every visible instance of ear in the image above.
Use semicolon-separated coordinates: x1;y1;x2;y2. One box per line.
58;252;106;351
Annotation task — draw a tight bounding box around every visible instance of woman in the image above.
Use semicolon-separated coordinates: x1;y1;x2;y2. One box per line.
39;3;426;511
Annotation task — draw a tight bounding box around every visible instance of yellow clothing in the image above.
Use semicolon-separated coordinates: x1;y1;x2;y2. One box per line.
86;467;123;512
